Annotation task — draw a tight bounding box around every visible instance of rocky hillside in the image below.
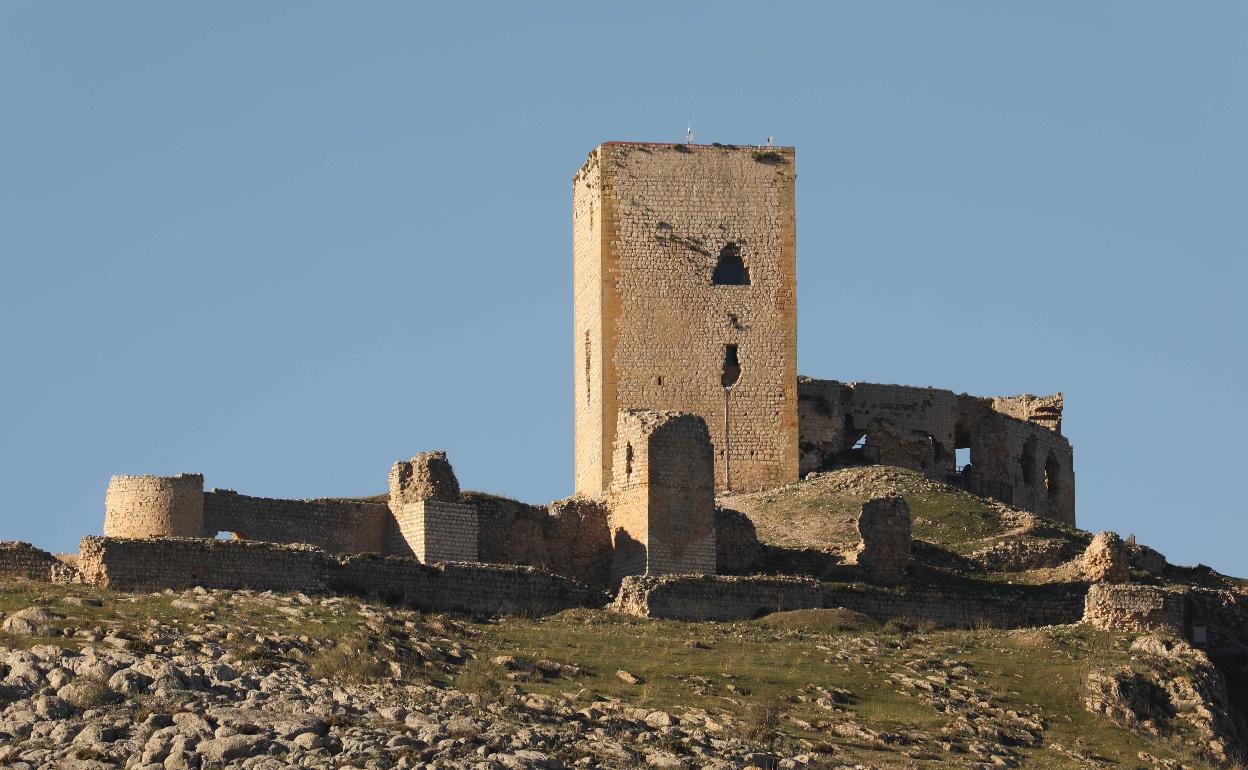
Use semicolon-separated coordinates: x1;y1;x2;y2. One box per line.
0;578;1239;770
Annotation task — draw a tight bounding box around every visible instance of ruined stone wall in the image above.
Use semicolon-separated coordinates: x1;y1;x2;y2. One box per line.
468;491;552;569
0;542;79;583
613;574;825;621
1187;588;1248;657
332;555;605;616
104;473;204;538
388;500;477;563
798;378;1075;525
574;142;799;496
76;536;600;616
607;410;716;583
543;496;612;591
797;379;957;477
962;401;1075;526
990;393;1064;433
824;583;1084;629
612;574;1084;626
203;490;389;555
1082;583;1190;636
77;536;328;593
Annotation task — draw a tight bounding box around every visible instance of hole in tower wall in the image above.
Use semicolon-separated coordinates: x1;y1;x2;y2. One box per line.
625;443;634;478
721;344;741;387
1045;454;1060;499
712;243;750;285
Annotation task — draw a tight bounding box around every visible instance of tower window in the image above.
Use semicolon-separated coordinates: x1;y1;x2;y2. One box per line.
712;243;750;285
721;344;741;387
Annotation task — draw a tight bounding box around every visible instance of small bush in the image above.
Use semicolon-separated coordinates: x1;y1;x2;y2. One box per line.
742;691;787;746
65;675;112;710
456;656;503;703
306;639;386;684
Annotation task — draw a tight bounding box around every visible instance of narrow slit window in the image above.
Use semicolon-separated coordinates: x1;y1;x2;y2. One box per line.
625;443;634;477
721;344;741;387
712;243;750;285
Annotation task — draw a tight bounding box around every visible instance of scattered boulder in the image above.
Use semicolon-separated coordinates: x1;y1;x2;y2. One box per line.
2;607;57;636
849;495;911;584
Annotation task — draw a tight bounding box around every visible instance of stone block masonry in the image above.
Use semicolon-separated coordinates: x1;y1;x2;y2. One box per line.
388;500;478;563
0;541;79;583
798;378;1075;525
612;573;1086;626
1082;583;1191;636
613;575;826;621
104;473;204;538
574;142;799;496
77;536;604;616
203;490;389;555
606;409;716;584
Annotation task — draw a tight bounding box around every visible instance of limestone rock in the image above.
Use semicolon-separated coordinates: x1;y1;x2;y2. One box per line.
2;607;57;636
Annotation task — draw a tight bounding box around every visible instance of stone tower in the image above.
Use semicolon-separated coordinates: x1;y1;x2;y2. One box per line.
573;142;798;494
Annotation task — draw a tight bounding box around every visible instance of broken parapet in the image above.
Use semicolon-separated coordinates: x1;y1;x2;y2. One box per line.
606;409;716;584
103;473;204;538
848;495;912;584
387;451;477;563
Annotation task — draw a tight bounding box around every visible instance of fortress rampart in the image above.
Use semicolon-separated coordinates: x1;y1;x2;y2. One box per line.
203;490;389;554
798;378;1075;524
76;535;604;615
104;473;204;538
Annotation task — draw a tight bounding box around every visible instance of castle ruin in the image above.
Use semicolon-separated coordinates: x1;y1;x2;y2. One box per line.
3;139;1095;621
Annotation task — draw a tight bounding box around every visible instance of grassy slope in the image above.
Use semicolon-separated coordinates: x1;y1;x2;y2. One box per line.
1;580;1215;769
721;465;1086;556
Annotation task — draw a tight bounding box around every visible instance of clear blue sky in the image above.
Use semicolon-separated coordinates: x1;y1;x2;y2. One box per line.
2;3;1244;574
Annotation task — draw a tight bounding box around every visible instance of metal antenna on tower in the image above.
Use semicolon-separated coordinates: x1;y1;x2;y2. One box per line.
686;95;693;144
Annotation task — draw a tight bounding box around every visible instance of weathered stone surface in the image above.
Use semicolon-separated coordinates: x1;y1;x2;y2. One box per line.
1082;583;1188;634
389;450;461;506
613;574;825;621
1079;531;1130;584
606;410;716;583
797;378;1076;526
713;507;762;575
851;495;911;584
0;542;79;583
103;473;204;538
574;143;798;496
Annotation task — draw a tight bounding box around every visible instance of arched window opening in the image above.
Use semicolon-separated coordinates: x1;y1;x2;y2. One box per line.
1045;455;1061;499
712;243;750;285
721;344;741;387
1020;435;1037;486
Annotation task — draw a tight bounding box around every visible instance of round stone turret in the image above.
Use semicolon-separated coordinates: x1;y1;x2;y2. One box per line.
103;473;205;538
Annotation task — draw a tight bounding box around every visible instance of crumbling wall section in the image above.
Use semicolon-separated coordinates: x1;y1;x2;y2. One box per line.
849;496;912;584
77;536;328;593
203;490;389;554
543;496;612;591
333;555;605;615
76;536;599;616
1082;583;1190;636
797;378;1075;525
0;542;79;583
613;574;825;621
104;473;204;538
